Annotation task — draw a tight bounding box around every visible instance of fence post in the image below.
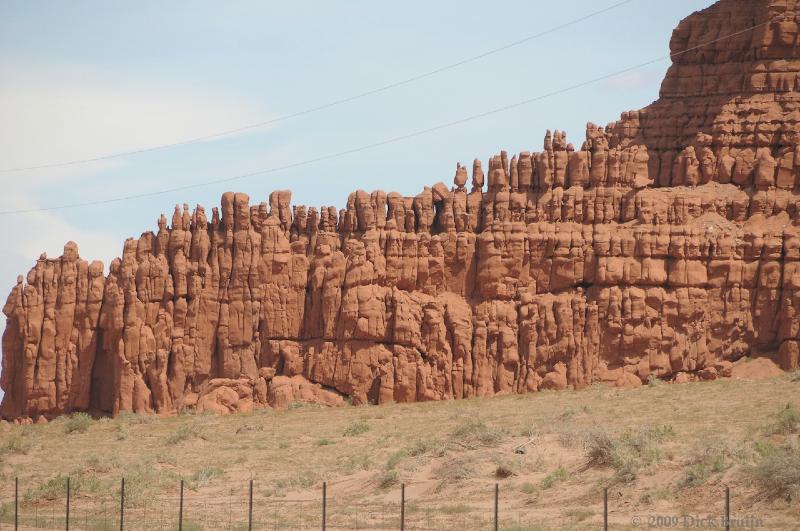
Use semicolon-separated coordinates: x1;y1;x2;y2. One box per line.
322;481;327;531
724;486;730;531
15;477;18;531
66;476;70;531
400;483;405;531
603;487;608;531
494;483;499;531
119;478;125;531
248;479;253;531
179;480;184;531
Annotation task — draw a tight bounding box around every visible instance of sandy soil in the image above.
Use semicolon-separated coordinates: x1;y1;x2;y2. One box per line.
0;364;797;530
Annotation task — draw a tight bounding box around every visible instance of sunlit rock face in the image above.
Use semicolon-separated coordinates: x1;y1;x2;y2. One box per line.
3;0;800;420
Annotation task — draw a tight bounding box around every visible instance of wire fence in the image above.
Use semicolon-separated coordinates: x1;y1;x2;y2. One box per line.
0;477;737;530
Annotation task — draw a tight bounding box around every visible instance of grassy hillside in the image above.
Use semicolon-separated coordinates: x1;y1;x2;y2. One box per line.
0;363;798;529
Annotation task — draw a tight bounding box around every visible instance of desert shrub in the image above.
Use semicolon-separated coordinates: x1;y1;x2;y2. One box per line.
386;449;408;470
407;438;447;457
296;470;317;488
339;453;372;474
646;374;662;387
439;504;471;515
494;457;517;479
640;487;673;505
124;462;180;505
84;454;119;473
316;438;333;446
678;444;731;488
378;469;399;489
747;447;800;499
557;429;586;448
559;408;577;419
765;403;800;435
585;431;617;467
450;419;504;449
0;433;32;455
584;425;673;481
343;420;370;437
64;412;92;434
187;466;224;490
24;471;103;502
680;462;711;487
25;474;71;501
520;482;537;494
288;401;320;410
435;457;474;482
236;423;264;434
564;508;593;522
754;440;777;458
540;466;569;489
0;501;15;520
166;424;204;445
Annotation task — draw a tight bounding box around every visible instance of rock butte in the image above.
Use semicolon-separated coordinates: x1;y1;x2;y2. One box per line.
3;0;800;421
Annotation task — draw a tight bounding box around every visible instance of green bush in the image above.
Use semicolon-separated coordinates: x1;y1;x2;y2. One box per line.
166;424;204;445
378;469;399;489
493;456;518;478
540;466;569;489
343;420;370;437
0;433;32;455
124;462;179;505
765;403;800;435
187;466;224;490
450;419;504;449
680;463;711;487
25;474;71;501
646;374;661;387
678;444;731;488
386;449;408;469
407;438;447;457
584;425;673;481
64;412;92;434
24;471;104;503
747;447;800;499
434;457;474;482
754;440;776;458
339;453;372;474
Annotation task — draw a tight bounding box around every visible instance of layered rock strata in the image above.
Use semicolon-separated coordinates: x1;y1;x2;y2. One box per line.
3;0;800;419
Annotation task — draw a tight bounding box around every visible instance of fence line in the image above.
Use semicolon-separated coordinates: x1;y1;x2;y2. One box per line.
1;476;739;530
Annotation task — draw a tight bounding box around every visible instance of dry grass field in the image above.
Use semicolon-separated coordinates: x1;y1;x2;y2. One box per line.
0;359;798;530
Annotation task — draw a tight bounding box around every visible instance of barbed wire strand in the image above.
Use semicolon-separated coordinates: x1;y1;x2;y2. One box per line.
0;0;637;174
0;16;773;216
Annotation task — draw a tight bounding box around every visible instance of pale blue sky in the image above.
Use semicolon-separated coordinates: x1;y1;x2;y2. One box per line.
0;0;714;328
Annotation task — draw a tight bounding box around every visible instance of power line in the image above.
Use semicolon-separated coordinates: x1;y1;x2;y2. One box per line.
0;17;774;216
0;0;637;174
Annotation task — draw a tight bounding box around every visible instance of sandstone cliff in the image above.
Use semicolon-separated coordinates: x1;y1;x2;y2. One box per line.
3;0;800;419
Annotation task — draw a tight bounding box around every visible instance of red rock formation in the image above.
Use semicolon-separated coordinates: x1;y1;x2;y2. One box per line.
3;0;800;419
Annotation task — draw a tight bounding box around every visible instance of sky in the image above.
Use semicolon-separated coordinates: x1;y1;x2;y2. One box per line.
0;0;716;354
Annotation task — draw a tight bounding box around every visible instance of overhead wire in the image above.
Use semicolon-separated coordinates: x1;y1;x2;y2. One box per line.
0;0;636;173
0;15;775;216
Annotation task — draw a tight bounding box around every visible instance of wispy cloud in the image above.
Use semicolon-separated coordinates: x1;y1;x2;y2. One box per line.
0;56;271;180
0;191;121;273
0;56;273;275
